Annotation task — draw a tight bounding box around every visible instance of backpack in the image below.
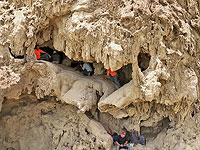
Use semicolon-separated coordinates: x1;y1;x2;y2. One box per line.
113;136;117;142
130;130;139;144
112;133;118;145
139;135;146;145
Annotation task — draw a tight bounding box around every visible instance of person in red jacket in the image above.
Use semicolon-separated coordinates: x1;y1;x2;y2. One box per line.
34;46;50;61
107;69;121;88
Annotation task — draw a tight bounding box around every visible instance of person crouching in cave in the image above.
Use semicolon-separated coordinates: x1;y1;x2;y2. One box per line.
34;46;51;61
116;132;130;150
80;62;93;76
51;50;62;64
106;69;121;88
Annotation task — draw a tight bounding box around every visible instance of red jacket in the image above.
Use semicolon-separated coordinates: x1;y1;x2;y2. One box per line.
107;69;117;76
34;49;44;59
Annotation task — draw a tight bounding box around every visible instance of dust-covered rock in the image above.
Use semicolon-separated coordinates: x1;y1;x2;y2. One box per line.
0;0;200;149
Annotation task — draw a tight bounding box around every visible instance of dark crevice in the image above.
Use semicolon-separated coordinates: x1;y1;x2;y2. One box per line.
140;117;170;139
37;96;57;103
70;61;82;71
85;110;94;120
117;64;132;86
172;25;179;37
36;46;134;88
138;52;151;71
8;47;24;59
191;111;195;117
38;46;66;64
158;78;167;85
95;108;100;121
85;128;90;135
40;109;53;115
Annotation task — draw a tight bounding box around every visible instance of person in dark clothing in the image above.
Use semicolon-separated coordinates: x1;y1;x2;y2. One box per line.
51;50;62;64
116;132;130;150
106;69;121;88
113;133;118;145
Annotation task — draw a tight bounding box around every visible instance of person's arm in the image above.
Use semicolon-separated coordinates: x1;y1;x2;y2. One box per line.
82;64;86;70
44;51;51;58
116;136;123;147
40;50;51;58
124;140;128;145
46;53;51;58
106;70;110;76
123;137;129;146
116;141;122;147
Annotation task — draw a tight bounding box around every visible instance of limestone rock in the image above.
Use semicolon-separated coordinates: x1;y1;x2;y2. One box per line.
0;100;113;150
0;0;200;149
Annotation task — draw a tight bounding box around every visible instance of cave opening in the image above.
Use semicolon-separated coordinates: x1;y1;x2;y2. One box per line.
70;60;82;71
38;46;66;64
37;46;97;77
140;117;170;139
37;46;133;87
137;52;151;72
117;64;132;86
70;61;94;75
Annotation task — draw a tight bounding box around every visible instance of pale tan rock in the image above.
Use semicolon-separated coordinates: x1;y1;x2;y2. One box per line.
0;0;200;149
0;97;3;112
93;62;105;75
0;66;20;90
0;61;117;113
0;100;113;150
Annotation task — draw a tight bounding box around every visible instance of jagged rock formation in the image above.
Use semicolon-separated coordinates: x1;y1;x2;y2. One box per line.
0;99;113;150
0;0;200;150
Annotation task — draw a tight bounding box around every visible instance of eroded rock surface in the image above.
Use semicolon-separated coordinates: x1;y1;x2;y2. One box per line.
0;99;113;150
0;0;200;149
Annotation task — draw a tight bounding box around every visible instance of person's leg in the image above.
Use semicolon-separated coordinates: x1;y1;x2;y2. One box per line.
39;53;50;61
110;76;115;82
113;75;121;88
116;145;120;150
125;144;130;150
83;70;92;76
88;71;92;76
83;69;88;76
121;145;128;150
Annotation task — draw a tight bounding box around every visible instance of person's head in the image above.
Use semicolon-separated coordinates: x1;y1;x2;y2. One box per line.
113;132;118;137
35;45;40;50
121;132;126;138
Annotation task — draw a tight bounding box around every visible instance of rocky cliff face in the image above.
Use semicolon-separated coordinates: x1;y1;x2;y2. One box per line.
0;0;200;150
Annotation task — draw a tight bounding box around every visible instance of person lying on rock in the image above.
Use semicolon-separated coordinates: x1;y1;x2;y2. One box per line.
80;62;93;76
34;46;51;61
106;69;121;88
116;132;130;150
